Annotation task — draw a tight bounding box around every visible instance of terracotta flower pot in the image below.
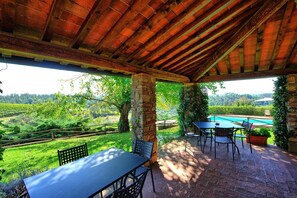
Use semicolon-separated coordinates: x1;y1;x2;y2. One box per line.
246;135;268;146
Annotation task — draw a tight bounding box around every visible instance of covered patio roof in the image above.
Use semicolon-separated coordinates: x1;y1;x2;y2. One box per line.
0;0;296;83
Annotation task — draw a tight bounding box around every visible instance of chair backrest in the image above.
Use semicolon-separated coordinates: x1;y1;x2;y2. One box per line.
242;120;253;132
214;127;234;138
58;143;88;166
132;139;153;159
111;170;148;198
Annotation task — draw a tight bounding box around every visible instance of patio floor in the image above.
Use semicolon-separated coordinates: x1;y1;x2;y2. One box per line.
142;138;297;197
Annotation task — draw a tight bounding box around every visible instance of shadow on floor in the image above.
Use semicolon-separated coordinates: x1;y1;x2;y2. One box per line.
142;138;297;197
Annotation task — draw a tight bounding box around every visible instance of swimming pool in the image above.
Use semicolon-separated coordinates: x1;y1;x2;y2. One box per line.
209;115;273;126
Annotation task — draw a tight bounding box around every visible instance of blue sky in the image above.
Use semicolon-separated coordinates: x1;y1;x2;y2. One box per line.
0;62;276;95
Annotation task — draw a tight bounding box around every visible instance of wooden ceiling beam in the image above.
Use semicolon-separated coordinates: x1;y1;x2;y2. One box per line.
1;0;16;33
283;41;297;69
152;0;258;68
135;0;233;63
198;67;297;83
113;0;208;56
239;44;244;73
94;0;147;53
0;32;189;83
269;1;295;70
70;0;110;48
125;0;212;60
158;7;253;71
42;0;66;41
167;41;221;72
167;28;238;74
254;24;265;72
192;0;289;82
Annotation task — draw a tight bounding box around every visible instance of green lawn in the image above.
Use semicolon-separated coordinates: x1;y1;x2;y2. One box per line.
0;126;180;184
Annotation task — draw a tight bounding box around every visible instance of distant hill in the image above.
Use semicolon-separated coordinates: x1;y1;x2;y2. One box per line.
209;93;273;106
0;93;55;104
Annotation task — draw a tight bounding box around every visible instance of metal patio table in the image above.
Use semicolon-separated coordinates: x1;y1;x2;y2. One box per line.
24;148;149;198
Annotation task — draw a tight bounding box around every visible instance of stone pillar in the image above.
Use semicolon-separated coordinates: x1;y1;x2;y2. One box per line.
287;74;297;153
131;73;157;162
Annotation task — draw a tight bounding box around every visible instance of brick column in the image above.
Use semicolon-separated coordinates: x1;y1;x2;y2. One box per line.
131;73;157;162
287;74;297;153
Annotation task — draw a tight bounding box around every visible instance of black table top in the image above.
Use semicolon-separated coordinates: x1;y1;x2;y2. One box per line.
24;148;148;198
193;121;244;129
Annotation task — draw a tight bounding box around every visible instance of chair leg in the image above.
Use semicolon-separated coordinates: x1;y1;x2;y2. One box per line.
249;141;253;153
241;138;244;148
214;140;216;158
232;143;234;160
210;135;212;152
150;168;156;192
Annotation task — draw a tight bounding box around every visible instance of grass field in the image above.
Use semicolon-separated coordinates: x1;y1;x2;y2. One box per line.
0;126;180;184
0;124;275;184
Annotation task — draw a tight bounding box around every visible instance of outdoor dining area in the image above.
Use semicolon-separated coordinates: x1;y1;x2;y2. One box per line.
21;120;297;198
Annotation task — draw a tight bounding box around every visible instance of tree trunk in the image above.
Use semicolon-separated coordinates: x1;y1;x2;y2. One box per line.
118;102;131;132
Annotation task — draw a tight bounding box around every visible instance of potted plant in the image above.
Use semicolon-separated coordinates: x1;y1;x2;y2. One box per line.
246;128;271;146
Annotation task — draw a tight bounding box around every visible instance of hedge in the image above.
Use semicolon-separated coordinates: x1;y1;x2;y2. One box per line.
209;106;273;116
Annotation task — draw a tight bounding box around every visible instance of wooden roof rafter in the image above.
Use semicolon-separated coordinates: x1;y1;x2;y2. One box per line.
269;1;295;70
134;0;233;64
192;0;289;82
199;67;297;82
113;0;212;58
157;4;259;71
125;0;215;62
1;0;16;33
151;0;260;69
69;0;110;49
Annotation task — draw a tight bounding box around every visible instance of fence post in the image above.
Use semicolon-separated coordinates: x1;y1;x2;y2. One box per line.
163;120;166;129
51;130;54;140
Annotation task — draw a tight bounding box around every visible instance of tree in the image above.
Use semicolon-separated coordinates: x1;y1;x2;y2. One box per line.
72;74;131;132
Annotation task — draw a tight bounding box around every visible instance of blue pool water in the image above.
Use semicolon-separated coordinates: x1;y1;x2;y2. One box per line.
209;115;273;126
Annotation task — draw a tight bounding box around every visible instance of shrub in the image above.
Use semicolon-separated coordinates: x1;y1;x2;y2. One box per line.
209;106;272;116
249;128;271;138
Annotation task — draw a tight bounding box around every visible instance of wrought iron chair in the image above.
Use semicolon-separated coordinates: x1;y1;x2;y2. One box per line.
200;118;213;152
107;169;148;198
57;143;88;166
234;120;253;153
214;127;236;160
131;139;155;193
182;122;202;151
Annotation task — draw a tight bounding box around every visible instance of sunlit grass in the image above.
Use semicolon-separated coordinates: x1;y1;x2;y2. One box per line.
0;126;180;184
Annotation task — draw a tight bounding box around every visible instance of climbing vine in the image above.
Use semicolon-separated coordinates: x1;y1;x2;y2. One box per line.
178;83;208;134
273;76;290;150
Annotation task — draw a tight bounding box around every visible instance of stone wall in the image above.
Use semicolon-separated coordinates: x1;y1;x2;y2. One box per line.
287;74;297;153
131;73;157;162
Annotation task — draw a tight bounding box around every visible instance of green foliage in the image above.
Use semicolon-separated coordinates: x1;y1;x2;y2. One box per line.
209;106;272;116
178;84;208;133
249;128;271;138
156;82;182;110
0;103;33;117
272;76;290;150
73;75;131;132
32;93;89;120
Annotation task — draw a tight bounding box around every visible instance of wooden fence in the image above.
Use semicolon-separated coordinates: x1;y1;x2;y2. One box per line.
1;124;119;148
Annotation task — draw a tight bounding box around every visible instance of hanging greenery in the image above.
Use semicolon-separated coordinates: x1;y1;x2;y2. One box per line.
178;83;208;134
273;76;290;150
